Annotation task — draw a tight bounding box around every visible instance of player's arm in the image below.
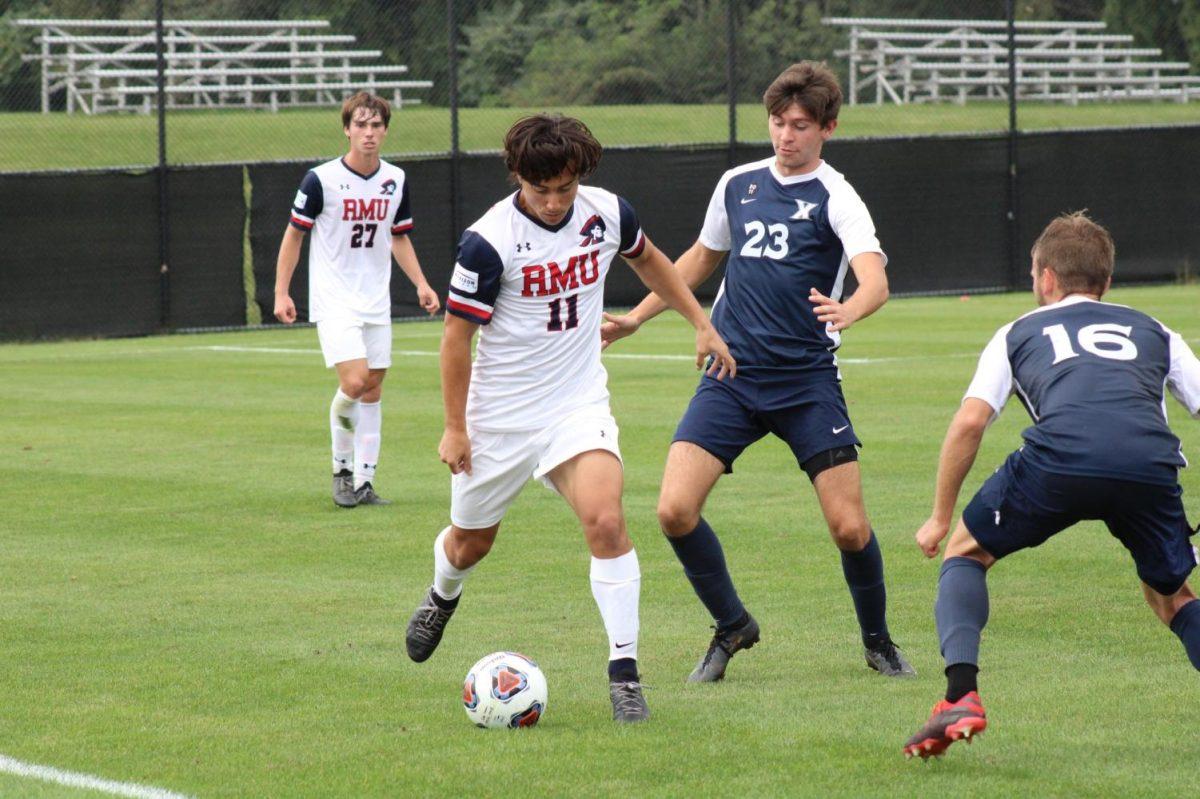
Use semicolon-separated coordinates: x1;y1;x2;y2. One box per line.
915;398;995;558
808;252;888;333
1165;328;1200;419
273;225;305;324
622;237;736;379
601;239;725;346
439;313;476;475
391;234;440;315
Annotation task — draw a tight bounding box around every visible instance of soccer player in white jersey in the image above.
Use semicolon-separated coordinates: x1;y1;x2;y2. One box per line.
403;114;737;723
274;92;440;508
604;62;914;682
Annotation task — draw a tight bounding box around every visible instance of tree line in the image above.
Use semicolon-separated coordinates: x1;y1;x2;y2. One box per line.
2;0;1198;110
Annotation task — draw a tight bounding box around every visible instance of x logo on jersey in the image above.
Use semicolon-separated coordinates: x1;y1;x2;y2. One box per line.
790;200;818;221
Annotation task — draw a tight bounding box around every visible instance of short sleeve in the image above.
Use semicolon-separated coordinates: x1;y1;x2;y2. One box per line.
391;177;413;235
827;181;887;267
616;196;645;258
446;230;504;325
1164;326;1200;418
289;171;323;232
697;173;732;252
963;323;1015;416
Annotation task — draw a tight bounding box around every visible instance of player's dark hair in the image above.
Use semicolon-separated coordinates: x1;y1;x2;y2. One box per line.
341;91;391;129
1032;211;1115;297
503;114;602;184
763;62;842;127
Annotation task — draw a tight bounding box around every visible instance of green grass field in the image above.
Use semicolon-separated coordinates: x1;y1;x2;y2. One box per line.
1;285;1199;797
2;101;1199;171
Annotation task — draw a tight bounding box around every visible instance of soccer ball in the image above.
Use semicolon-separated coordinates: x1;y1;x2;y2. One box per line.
462;651;548;729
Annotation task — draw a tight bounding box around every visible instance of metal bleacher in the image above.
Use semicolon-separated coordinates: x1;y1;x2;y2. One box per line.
824;16;1200;105
14;18;433;114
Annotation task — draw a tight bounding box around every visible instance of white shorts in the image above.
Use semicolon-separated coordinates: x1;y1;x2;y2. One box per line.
450;403;622;530
316;318;392;369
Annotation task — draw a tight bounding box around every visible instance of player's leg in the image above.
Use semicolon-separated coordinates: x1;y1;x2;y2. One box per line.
318;318;371;507
1104;481;1200;669
662;382;764;682
547;448;648;722
406;429;536;663
809;458;913;675
352;323;392;504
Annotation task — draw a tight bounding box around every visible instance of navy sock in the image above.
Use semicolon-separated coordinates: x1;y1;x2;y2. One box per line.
608;657;638;682
936;556;990;669
1169;598;1200;670
666;517;746;630
840;531;889;646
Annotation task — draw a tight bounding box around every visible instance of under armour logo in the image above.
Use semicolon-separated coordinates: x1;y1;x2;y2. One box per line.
600;430;606;437
791;200;818;220
339;183;351;191
516;242;532;253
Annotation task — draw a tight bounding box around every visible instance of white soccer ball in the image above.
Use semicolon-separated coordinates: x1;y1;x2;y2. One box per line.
462;651;548;729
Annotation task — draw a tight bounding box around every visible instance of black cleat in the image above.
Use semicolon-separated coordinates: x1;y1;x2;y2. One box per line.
332;469;357;508
405;587;456;662
354;481;392;506
865;637;917;678
687;613;760;683
609;680;650;723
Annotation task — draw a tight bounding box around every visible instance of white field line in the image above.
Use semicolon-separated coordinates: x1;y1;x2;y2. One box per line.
186;345;979;365
0;754;192;799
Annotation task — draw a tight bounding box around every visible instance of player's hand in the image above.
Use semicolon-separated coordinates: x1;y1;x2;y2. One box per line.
439;428;472;475
915;516;950;559
808;288;859;332
417;283;441;315
600;312;640;350
274;294;297;324
696;324;737;380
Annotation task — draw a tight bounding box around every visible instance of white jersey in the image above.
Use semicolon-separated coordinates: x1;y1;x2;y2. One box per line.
289;157;414;324
446;186;646;432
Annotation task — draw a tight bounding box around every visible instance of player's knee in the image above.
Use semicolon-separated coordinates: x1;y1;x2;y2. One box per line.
657;499;699;538
582;508;625;546
448;531;495;567
828;517;870;551
340;375;368;398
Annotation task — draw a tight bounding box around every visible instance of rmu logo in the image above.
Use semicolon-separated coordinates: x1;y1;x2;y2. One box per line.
521;249;601;297
342;198;390;221
379;179;397;196
579;214;606;246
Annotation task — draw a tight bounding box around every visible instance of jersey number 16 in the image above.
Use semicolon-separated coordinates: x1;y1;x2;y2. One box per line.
1042;322;1138;364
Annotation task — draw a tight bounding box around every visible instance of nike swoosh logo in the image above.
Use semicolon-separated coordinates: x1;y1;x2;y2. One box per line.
832;425;849;434
615;641;634;649
740;198;756;204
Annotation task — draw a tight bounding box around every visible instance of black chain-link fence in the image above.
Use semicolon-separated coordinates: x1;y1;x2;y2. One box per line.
1;0;1198;338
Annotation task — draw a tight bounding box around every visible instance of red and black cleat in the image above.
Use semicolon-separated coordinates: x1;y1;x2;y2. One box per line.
903;691;988;760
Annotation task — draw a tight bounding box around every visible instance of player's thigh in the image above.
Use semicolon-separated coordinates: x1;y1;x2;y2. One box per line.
657;441;726;535
943;519;998;567
807;461;871;550
450;430;539;530
547;449;630;557
1105;481;1197;598
671;378;766;478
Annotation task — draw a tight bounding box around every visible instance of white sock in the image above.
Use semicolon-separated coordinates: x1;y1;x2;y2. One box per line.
590;549;641;662
433;526;474;601
354;400;381;489
330;389;359;474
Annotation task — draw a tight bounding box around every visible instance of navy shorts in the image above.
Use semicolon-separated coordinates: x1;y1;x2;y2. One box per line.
963;450;1197;596
672;375;861;475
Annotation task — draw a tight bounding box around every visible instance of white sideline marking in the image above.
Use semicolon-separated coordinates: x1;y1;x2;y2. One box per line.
0;754;192;799
188;345;977;365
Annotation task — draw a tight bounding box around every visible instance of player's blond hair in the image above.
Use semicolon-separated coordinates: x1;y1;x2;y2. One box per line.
763;62;842;127
1032;211;1115;297
341;91;391;129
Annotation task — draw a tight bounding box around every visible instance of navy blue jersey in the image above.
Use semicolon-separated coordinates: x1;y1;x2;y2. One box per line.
966;296;1200;486
699;157;885;386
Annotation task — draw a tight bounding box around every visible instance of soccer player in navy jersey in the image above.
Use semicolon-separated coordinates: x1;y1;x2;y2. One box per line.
602;62;914;681
903;212;1200;759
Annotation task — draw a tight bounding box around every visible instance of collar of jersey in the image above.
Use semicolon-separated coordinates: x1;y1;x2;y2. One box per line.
511;192;575;232
340;157;381;181
769;159;825;185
